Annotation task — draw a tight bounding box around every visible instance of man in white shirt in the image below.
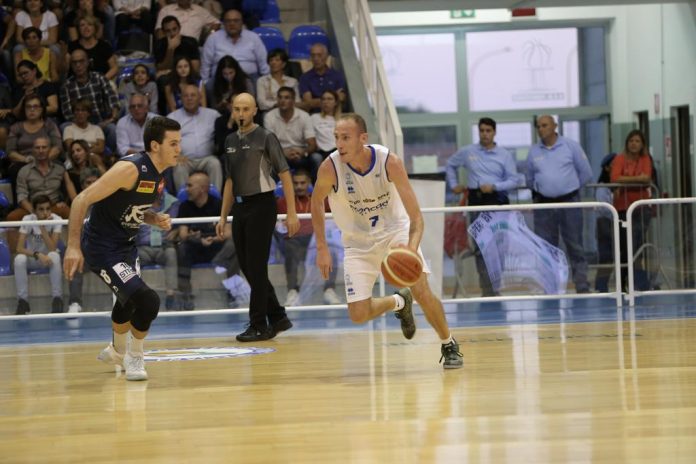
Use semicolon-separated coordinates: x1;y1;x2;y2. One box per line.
263;86;319;180
168;84;222;190
116;93;158;158
155;0;220;42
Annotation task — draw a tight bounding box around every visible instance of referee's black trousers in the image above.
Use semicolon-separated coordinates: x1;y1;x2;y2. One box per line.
232;192;286;330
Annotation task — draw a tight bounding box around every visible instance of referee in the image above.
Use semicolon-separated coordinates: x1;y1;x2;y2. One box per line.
216;93;300;342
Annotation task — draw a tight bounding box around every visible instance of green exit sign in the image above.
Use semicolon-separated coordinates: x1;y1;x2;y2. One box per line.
450;9;475;19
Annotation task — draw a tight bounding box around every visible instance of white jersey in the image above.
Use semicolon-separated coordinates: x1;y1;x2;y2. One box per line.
328;144;410;249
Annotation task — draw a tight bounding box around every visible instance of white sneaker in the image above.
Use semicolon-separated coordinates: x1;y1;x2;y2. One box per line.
284;289;299;306
323;288;341;304
68;302;82;314
124;352;148;381
97;343;124;368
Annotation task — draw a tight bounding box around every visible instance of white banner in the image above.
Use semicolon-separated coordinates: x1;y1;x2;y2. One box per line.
468;211;569;294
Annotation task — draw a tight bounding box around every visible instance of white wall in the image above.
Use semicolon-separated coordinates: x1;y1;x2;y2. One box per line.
372;4;696;123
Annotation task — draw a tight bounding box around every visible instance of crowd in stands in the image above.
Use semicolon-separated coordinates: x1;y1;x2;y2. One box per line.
0;0;347;314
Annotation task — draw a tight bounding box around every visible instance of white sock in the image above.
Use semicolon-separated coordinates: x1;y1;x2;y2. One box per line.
130;337;144;356
393;294;405;310
441;334;453;345
113;331;128;354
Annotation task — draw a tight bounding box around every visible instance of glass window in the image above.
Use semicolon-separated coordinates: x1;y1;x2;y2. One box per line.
376;33;458;113
403;125;458;173
466;28;580;111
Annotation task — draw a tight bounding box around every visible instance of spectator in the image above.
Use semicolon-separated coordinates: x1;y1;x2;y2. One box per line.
168;84;222;190
113;0;152;34
277;169;340;306
64;167;102;315
14;0;60;56
119;64;159;114
116;93;158;158
256;48;300;112
154;15;201;77
12;60;59;119
299;43;346;114
610;129;654;291
60;48;120;153
64;0;109;42
14;27;59;82
67;15;118;81
0;79;14;151
13;194;63;315
213;93;237;161
446;117;518;297
6;136;68;252
594;153;615;293
155;0;220;43
176;171;239;310
201;8;268;81
136;190;180;311
206;55;253;113
263;86;319;180
164;56;207;113
526;115;593;294
62;98;106;159
310;89;341;160
64;140;106;202
6;95;62;195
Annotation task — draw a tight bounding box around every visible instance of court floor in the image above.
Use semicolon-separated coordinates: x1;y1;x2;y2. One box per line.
1;296;695;463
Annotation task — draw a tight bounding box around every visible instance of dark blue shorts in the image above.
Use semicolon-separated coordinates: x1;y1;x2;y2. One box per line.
82;236;147;306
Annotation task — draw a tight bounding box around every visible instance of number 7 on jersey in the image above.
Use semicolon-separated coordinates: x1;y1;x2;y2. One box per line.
369;215;379;227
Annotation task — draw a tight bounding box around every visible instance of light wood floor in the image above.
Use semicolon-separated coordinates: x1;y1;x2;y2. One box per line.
1;318;696;463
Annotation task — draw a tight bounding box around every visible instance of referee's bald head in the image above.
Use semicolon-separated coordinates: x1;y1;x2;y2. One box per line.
233;93;257;109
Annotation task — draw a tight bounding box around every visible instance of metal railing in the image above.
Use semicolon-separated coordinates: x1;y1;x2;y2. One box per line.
344;0;403;156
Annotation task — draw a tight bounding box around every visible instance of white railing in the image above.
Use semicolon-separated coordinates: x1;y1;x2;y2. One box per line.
626;197;696;306
344;0;403;157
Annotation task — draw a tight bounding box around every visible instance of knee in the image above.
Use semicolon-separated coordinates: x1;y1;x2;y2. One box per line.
128;287;160;332
14;254;27;268
47;251;60;265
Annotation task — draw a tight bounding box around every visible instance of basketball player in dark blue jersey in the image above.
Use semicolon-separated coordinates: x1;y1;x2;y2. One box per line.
64;117;182;381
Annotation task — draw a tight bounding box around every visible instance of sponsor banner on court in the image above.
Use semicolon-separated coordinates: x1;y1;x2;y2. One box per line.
145;347;275;362
468;211;569;294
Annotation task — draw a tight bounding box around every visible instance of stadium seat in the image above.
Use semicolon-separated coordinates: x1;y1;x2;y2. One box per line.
259;0;281;23
288;25;330;60
0;239;11;276
253;26;286;53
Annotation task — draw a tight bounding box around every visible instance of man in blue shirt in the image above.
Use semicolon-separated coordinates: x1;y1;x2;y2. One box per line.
299;43;346;114
526;115;593;293
446;117;518;296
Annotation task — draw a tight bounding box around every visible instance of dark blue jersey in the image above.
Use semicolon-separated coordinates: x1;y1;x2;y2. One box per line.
83;152;165;250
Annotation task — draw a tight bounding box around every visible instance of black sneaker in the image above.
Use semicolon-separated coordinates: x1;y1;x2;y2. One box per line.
16;299;30;315
394;288;416;339
51;297;64;313
440;340;464;369
271;316;293;336
236;325;274;342
181;293;195;311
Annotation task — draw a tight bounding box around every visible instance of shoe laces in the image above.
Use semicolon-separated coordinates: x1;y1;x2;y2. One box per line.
126;353;145;371
439;342;463;364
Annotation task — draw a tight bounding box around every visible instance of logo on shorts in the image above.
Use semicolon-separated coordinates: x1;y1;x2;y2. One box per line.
136;180;156;193
112;262;136;283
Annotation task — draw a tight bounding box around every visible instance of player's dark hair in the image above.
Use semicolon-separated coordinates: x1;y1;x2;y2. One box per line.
338;113;367;134
478;117;496;131
143;116;180;152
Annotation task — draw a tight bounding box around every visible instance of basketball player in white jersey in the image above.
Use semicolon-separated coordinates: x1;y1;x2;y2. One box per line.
310;114;463;369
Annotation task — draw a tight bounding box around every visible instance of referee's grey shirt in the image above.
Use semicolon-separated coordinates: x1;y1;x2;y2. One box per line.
223;125;289;197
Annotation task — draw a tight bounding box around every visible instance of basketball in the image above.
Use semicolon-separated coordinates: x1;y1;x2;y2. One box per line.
381;247;423;288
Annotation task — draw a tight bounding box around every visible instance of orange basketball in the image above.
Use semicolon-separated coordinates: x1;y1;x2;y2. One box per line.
381;247;423;288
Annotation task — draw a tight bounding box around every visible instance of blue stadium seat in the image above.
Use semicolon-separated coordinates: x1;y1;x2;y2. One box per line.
288;25;330;60
0;239;11;276
259;0;280;23
253;26;286;53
